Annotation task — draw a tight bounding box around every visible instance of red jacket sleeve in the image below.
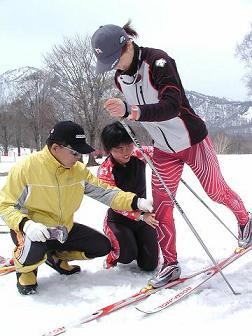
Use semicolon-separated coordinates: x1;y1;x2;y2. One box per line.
97;156;142;221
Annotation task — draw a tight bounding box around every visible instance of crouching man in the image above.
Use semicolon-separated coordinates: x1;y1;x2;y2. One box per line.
0;121;156;295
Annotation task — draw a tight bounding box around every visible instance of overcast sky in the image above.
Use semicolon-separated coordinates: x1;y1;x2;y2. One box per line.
0;0;251;101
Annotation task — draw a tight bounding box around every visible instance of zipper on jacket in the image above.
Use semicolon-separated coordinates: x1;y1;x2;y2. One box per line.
135;85;141;105
55;168;63;225
158;127;176;153
140;86;146;104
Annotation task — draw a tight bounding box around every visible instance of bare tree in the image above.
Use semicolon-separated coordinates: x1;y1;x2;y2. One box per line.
0;104;16;155
212;132;233;154
236;23;252;97
0;70;19;155
44;35;114;165
6;98;38;155
17;69;57;150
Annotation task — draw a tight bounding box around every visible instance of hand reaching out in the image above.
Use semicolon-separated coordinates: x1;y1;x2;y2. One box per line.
141;213;159;229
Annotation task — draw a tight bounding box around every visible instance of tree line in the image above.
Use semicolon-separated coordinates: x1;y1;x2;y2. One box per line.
0;36;152;165
0;24;251;161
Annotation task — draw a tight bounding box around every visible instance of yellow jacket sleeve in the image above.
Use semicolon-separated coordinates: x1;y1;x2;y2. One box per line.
82;166;137;211
0;164;30;231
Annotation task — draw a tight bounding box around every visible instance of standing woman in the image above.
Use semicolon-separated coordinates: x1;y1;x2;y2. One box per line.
97;121;159;272
91;22;252;288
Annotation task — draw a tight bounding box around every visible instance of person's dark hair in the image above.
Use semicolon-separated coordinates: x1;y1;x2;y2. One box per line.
120;20;138;55
101;121;134;152
46;138;64;149
123;20;138;39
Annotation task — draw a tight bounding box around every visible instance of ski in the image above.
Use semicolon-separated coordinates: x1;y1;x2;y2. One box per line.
0;257;15;275
41;246;248;336
0;265;15;275
136;244;252;314
41;277;185;336
0;256;13;266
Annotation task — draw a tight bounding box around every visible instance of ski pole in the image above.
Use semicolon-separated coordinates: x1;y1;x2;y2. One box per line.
179;179;237;240
120;122;237;240
120;119;239;295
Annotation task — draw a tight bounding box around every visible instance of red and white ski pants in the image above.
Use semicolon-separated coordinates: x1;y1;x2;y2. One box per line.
152;136;248;264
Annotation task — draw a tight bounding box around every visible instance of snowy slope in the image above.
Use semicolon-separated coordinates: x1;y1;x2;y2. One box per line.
0;67;39;104
0;155;252;336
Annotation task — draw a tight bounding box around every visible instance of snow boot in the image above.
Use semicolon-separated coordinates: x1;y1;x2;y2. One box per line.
238;212;252;248
16;269;38;295
45;252;81;275
148;262;181;288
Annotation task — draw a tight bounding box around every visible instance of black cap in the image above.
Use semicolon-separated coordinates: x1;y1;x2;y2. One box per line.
48;121;94;154
91;24;129;73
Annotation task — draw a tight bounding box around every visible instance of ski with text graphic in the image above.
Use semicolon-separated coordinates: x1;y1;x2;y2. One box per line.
136;244;252;314
41;246;251;336
41;277;185;336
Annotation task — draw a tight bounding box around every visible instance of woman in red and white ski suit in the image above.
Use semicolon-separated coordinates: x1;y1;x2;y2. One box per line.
91;22;251;287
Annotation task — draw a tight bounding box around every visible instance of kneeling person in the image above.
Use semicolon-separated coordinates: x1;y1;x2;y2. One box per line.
98;121;159;271
0;121;155;295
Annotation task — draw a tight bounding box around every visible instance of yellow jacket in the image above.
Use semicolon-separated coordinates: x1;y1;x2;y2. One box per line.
0;146;137;232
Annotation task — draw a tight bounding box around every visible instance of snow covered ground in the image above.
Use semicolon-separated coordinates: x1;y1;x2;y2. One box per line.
0;154;252;336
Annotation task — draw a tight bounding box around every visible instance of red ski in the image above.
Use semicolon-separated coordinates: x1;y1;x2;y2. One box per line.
136;244;252;314
0;257;15;275
41;245;251;336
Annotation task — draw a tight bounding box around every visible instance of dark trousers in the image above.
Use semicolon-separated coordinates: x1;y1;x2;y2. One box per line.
107;216;159;271
11;222;111;266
